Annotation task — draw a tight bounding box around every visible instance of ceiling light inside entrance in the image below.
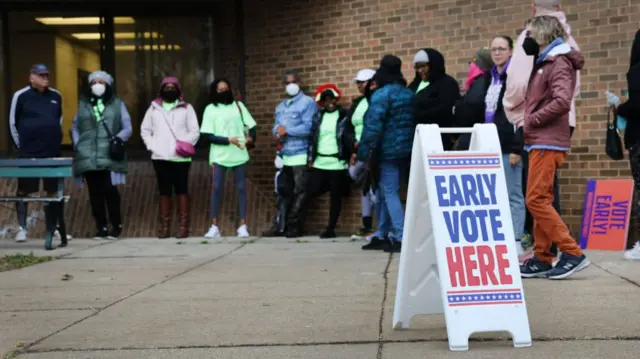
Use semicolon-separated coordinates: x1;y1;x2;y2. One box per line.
115;44;182;51
72;32;162;40
35;17;135;25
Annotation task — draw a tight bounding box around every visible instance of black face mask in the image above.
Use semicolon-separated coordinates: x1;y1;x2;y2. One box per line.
161;90;179;103
522;37;540;57
213;91;234;105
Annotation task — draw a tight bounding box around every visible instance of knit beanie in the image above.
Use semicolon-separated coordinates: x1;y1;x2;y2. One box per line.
88;70;114;86
472;48;494;72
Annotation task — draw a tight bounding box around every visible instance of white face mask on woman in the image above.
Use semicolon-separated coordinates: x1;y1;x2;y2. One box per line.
285;83;300;97
91;83;106;97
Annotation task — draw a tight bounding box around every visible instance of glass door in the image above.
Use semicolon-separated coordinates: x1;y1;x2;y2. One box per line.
6;11;105;146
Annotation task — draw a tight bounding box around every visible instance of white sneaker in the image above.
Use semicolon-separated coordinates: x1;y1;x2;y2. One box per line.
237;224;250;238
53;230;72;241
204;225;221;239
624;242;640;261
15;227;27;242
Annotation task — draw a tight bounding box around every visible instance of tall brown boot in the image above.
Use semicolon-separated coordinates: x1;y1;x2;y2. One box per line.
158;196;171;238
177;194;190;239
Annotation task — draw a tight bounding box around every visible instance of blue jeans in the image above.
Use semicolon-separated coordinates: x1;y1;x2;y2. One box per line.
503;154;525;240
375;159;408;242
211;163;247;219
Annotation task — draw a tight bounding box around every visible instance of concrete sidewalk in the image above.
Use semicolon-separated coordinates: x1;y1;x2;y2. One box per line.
1;236;639;358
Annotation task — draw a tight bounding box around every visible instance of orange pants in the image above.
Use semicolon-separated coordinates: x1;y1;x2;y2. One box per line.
526;149;583;263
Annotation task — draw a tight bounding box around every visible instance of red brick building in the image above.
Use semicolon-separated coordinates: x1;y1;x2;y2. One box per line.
0;0;638;238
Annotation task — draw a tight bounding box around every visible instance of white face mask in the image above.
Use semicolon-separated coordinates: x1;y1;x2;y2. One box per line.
285;83;300;97
91;83;106;97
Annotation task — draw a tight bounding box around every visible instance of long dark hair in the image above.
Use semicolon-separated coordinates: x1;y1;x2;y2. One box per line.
209;78;234;106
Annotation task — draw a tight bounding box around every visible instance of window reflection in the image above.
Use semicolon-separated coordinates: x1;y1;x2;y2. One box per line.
111;17;215;147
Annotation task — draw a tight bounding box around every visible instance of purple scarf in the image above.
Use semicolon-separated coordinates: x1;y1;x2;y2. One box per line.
484;58;511;123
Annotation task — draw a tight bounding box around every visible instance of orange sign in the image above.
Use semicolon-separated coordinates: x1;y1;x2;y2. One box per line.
580;179;634;251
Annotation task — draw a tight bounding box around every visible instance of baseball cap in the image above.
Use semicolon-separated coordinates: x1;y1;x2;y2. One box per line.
353;69;376;83
30;64;49;75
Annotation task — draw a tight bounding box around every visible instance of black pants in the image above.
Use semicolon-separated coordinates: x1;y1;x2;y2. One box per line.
628;145;640;247
152;160;191;196
84;170;121;230
306;168;347;230
280;165;309;231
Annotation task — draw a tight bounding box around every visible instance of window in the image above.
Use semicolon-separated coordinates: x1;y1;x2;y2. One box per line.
111;16;215;148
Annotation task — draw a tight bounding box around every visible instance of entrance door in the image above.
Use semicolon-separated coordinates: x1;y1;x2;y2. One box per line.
6;11;106;146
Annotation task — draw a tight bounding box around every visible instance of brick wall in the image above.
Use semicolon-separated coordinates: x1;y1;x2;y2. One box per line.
239;0;640;237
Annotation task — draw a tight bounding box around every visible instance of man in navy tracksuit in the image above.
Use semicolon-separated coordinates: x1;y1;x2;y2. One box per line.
9;64;65;243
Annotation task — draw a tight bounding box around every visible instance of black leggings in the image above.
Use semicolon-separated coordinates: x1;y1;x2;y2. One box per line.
152;160;191;196
84;170;121;230
306;168;347;230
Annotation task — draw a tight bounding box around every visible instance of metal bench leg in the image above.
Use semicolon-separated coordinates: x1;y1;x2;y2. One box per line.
57;200;68;247
44;202;56;251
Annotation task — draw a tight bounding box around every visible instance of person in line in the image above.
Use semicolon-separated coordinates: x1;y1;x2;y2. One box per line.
356;76;391;248
140;76;200;239
200;78;257;238
262;71;318;238
9;64;68;244
607;29;640;260
305;84;353;238
408;48;460;150
453;48;494;151
504;0;580;254
357;55;416;253
72;70;132;239
272;141;286;234
346;68;377;241
518;16;589;279
456;37;527;254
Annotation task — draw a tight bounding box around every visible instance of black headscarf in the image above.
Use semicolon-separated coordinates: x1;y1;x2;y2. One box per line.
375;55;407;87
408;48;447;91
628;30;640;93
630;29;640;69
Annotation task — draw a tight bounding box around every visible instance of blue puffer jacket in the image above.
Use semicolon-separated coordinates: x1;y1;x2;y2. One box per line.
357;83;416;162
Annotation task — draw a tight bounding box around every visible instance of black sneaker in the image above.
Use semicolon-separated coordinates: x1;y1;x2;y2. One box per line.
319;228;336;239
262;226;284;237
109;225;123;240
547;253;590;280
362;236;389;250
520;257;552;278
384;240;402;253
93;228;109;240
285;228;302;238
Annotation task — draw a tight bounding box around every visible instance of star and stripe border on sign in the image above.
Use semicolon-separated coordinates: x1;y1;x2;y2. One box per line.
427;153;501;170
446;288;523;307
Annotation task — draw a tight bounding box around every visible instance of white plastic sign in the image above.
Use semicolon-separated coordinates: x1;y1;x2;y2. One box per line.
393;124;532;351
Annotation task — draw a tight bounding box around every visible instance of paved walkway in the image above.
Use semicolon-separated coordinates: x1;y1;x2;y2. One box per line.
1;237;639;358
